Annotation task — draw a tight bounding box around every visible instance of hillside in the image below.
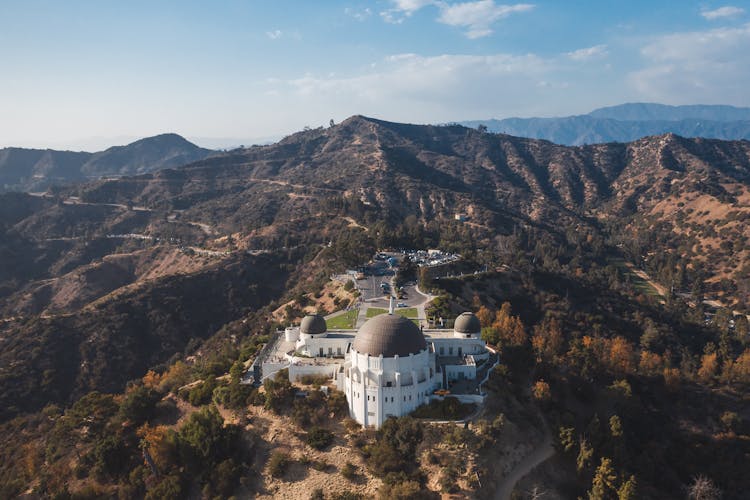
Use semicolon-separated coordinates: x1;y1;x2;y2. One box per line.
1;116;748;417
0;116;748;499
0;133;213;193
461;103;750;145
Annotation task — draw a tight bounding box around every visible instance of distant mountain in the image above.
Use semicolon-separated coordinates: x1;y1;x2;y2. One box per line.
588;102;750;121
0;133;213;193
460;103;750;145
81;133;213;177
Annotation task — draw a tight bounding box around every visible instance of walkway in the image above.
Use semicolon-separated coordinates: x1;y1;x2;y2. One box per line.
493;423;555;500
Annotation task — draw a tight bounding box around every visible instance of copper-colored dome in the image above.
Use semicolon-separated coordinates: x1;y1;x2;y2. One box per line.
300;314;327;335
352;314;426;357
454;312;481;334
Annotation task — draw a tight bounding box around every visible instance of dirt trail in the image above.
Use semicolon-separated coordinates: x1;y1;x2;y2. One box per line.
494;429;555;500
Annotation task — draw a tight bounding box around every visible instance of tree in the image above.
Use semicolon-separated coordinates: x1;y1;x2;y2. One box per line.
577;437;594;474
588;457;617;500
476;306;494;328
638;350;663;376
687;475;721;500
531;380;551;401
617;475;638;500
532;316;563;362
608;336;635;375
697;352;718;383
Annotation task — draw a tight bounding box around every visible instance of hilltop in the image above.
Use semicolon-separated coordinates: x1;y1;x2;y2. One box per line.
0;133;213;193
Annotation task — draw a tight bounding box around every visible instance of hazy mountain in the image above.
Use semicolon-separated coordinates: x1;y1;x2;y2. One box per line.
588;102;750;121
0;133;213;193
80;133;213;177
460;103;750;145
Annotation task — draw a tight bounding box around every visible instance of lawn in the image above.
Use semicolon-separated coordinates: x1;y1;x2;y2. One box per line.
366;307;418;319
326;309;359;329
609;258;661;297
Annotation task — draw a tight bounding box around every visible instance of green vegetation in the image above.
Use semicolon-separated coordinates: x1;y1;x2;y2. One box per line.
366;307;418;318
306;427;334;450
411;397;476;420
608;258;661;297
326;309;359;329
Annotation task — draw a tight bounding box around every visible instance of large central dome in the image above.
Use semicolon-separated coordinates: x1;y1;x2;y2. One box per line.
352;314;427;357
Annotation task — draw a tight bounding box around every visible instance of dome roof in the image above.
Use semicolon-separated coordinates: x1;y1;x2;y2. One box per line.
300;314;327;335
352;314;427;357
454;312;481;334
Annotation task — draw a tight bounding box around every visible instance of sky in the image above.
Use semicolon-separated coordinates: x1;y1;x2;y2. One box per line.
1;0;750;150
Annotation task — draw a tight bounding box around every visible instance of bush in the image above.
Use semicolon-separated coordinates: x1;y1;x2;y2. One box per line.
341;461;358;480
268;451;290;478
307;427;334;450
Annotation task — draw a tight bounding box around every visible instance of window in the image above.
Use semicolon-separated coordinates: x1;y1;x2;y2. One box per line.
319;348;324;357
328;347;333;356
439;347;444;355
458;347;462;357
449;347;453;355
337;347;342;355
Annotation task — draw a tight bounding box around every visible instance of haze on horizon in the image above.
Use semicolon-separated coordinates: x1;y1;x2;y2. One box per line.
2;0;750;151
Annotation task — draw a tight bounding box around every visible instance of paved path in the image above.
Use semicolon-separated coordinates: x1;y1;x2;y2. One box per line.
494;427;555;500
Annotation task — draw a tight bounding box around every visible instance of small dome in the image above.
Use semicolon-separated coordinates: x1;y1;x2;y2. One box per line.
353;314;426;357
454;312;481;334
300;314;327;335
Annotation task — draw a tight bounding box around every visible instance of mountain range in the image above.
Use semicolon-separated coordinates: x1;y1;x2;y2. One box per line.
0;133;214;193
1;115;748;417
460;103;750;146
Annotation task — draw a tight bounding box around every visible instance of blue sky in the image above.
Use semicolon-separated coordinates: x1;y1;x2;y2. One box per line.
1;0;749;149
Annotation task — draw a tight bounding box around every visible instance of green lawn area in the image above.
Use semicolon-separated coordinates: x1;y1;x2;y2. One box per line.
326;309;359;329
366;307;418;319
609;258;661;297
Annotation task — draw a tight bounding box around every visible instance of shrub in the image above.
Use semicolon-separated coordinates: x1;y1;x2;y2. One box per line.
307;427;334;450
268;451;290;478
341;461;358;480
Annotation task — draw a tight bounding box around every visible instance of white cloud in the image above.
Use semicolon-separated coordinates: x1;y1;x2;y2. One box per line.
381;0;533;37
566;44;609;61
266;29;283;40
258;50;617;126
701;6;745;20
629;23;750;104
437;1;534;38
345;7;372;21
381;0;436;23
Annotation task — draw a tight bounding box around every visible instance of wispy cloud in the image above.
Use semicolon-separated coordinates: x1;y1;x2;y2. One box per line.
437;1;534;38
381;0;436;23
381;0;534;37
266;29;283;40
345;6;373;21
629;23;750;103
701;6;745;20
566;44;608;61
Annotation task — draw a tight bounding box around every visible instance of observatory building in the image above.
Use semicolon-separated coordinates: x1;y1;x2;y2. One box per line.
260;303;493;428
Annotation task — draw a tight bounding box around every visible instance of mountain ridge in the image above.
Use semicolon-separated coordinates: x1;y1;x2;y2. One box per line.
460;102;750;145
0;133;214;193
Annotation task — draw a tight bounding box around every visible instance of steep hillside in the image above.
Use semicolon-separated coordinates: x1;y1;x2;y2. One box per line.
1;116;749;416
